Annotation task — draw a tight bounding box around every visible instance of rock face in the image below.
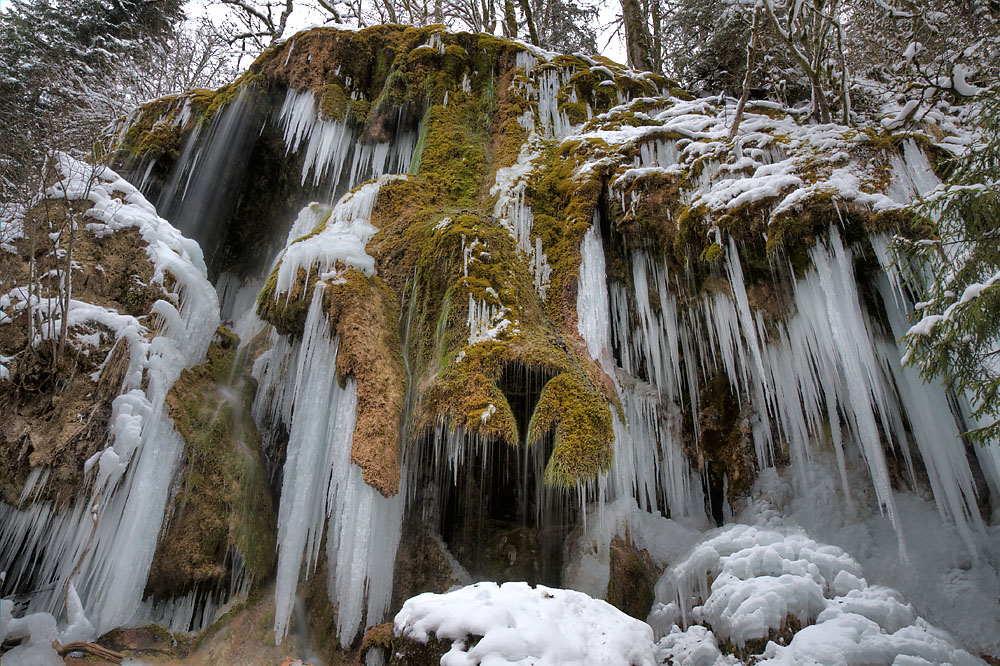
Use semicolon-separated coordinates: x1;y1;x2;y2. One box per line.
2;23;999;666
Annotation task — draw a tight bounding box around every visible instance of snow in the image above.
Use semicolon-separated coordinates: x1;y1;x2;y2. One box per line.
467;295;514;345
0;599;64;666
951;64;982;97
649;524;985;665
491;140;544;295
1;202;26;253
569;94;925;228
0;153;220;635
395;581;658;666
656;626;738;666
741;452;1000;656
272;176;402;298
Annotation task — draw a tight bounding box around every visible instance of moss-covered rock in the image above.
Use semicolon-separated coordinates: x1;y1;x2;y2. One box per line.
605;533;659;620
0;198;164;508
148;327;276;599
323;270;405;496
527;372;614;486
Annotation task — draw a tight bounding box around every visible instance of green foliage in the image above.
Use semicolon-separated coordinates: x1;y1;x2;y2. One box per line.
897;85;1000;444
0;0;184;200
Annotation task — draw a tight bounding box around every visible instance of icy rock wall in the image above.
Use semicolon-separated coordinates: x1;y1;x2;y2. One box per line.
250;132;413;646
0;155;220;634
5;24;999;663
576;171;994;559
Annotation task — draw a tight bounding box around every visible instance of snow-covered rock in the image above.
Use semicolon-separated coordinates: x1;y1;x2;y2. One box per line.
394;581;658;666
649;524;986;665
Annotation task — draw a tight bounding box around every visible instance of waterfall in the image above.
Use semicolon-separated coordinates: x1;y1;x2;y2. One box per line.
3;26;999;664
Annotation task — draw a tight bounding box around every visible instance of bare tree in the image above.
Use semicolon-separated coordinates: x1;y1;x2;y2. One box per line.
728;6;762;140
217;0;296;47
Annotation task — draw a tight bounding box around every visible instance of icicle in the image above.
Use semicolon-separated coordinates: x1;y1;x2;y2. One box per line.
0;155;220;633
576;215;612;368
280;89;419;192
268;284;404;646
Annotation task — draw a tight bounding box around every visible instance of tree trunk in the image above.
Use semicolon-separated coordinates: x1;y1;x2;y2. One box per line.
484;0;495;34
57;213;74;362
728;8;761;141
623;0;652;71
503;0;517;37
518;0;539;46
651;0;662;71
381;0;398;24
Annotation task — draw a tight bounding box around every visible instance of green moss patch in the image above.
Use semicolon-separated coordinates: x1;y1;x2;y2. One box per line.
527;373;613;487
149;327;276;599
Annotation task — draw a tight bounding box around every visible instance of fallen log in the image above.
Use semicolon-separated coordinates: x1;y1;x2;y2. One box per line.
52;640;124;664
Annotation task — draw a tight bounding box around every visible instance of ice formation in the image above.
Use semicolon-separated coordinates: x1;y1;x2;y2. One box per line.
272;175;404;297
2;27;999;666
279;89;418;191
0;598;64;666
0;154;220;634
257;286;404;645
255;156;411;648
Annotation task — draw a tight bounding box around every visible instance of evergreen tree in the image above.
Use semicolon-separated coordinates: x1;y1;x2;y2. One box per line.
898;84;1000;443
0;0;184;203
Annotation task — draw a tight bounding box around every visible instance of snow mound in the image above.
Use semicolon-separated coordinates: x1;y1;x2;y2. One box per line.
0;599;64;666
649;525;985;665
656;625;738;666
394;581;657;666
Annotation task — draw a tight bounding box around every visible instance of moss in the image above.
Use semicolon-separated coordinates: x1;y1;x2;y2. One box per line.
256;262;317;336
318;82;348;119
322;270;406;496
149;327;276;598
361;622;394;663
203;71;270;123
527;372;614;487
387;633;455;666
116;96;183;162
614;169;684;252
417;100;489;205
559;100;589;125
521;140;603;332
700;242;723;264
369;67;412;139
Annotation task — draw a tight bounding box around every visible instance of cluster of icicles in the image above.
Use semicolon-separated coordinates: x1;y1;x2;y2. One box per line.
579;140;1000;559
1;44;997;665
